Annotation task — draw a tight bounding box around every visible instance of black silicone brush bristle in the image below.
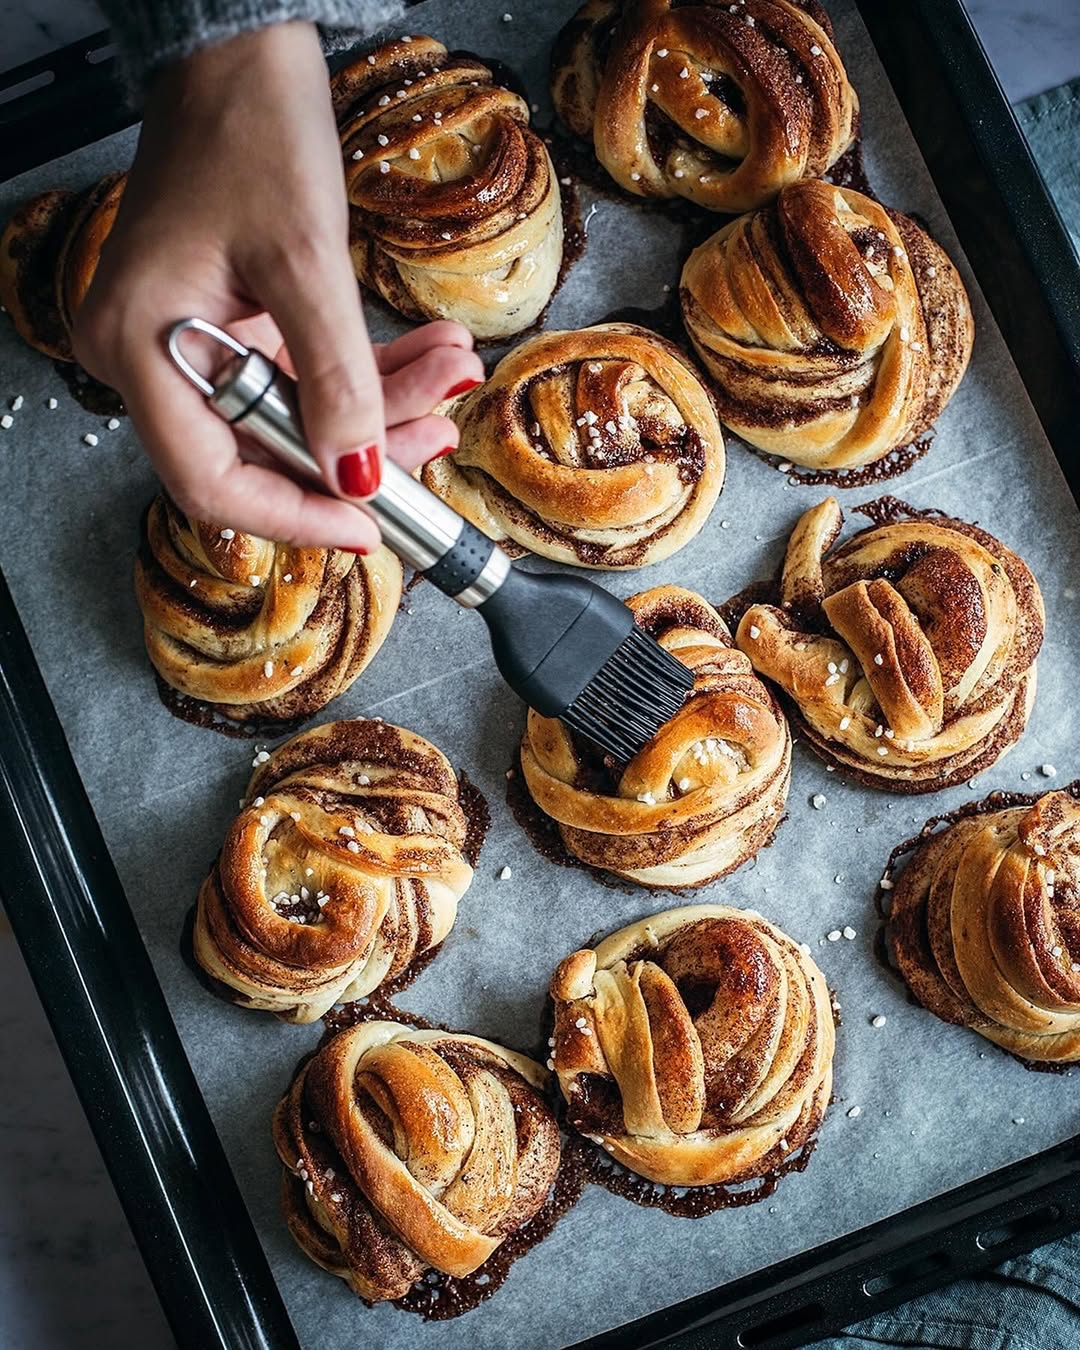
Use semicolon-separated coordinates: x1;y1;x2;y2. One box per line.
479;567;695;762
561;624;695;761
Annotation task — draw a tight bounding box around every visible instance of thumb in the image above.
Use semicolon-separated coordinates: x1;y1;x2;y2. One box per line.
252;243;384;503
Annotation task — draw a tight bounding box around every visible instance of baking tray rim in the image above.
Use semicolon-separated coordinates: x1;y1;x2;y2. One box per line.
0;2;1078;1347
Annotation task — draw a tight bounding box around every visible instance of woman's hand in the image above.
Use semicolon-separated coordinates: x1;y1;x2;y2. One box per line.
72;21;483;553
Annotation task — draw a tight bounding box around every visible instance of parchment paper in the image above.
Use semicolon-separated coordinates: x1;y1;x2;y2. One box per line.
0;3;1077;1347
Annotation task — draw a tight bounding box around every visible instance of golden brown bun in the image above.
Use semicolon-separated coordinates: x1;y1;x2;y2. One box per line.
736;499;1043;792
522;586;790;885
334;36;562;339
135;495;401;722
890;791;1080;1063
194;719;473;1022
551;0;857;212
0;171;124;361
681;180;974;469
273;1020;560;1299
423;323;726;568
551;905;834;1185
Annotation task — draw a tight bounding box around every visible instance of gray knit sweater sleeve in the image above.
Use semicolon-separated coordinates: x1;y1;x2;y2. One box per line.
98;0;403;87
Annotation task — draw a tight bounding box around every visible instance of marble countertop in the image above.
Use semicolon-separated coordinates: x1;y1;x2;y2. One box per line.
1;3;1078;1349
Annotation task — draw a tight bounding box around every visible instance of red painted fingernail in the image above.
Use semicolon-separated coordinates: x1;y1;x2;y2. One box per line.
432;445;457;460
338;445;380;497
444;378;483;398
343;544;372;555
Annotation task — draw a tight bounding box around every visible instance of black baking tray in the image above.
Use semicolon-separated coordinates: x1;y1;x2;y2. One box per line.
0;4;1078;1348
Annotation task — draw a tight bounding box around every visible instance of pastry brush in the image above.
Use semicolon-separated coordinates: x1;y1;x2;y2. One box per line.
167;318;693;762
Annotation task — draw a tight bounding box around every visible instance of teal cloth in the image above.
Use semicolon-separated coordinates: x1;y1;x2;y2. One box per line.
809;79;1080;1350
1015;77;1080;259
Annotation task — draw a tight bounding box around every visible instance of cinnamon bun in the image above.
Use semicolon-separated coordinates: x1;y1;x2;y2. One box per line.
736;498;1043;791
423;324;725;568
551;905;834;1186
136;495;401;722
551;0;857;212
681;180;974;470
273;1020;560;1298
334;37;562;339
0;171;124;360
890;790;1080;1064
195;719;476;1022
521;586;790;884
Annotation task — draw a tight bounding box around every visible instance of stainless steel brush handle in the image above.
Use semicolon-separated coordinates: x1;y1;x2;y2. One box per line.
166;318;510;606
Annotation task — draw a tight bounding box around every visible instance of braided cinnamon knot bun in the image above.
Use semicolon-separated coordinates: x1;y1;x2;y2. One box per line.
521;587;790;884
681;180;975;470
551;1;856;213
0;171;124;360
423;324;726;568
551;906;834;1186
195;720;477;1022
273;1020;560;1299
736;499;1043;792
136;495;401;722
333;37;562;340
890;791;1080;1064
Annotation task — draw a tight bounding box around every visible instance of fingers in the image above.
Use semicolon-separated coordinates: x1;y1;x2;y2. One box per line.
187;459;381;552
249;240;385;502
385;414;460;473
119;347;380;551
381;342;485;427
374;320;475;374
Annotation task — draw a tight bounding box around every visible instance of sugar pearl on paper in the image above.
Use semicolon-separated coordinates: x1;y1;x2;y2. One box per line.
10;395;23;411
812;793;826;810
871;1015;887;1028
47;397;59;409
83;432;99;446
498;866;512;880
1041;763;1057;777
0;415;13;430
